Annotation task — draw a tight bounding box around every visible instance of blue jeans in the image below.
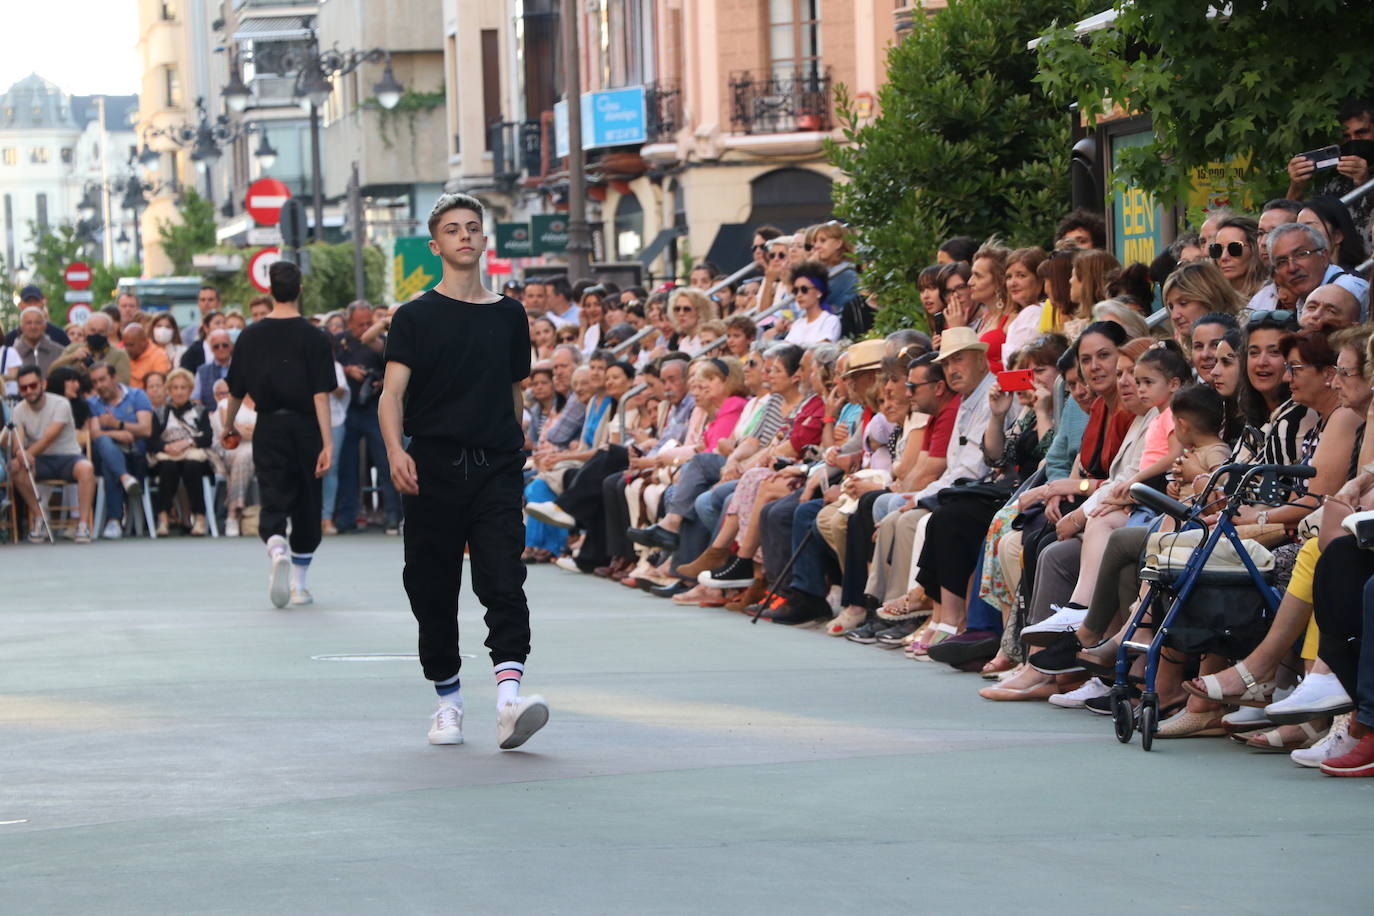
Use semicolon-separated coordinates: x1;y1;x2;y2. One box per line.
523;478;568;553
787;498;829;598
91;435;145;522
672;480;737;575
320;422;347;520
334;405;399;529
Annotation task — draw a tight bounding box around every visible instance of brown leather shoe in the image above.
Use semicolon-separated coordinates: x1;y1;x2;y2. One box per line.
677;545;732;581
725;577;768;613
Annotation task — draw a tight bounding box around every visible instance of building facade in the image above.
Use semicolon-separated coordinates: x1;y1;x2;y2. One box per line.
0;75;140;283
442;0;901;283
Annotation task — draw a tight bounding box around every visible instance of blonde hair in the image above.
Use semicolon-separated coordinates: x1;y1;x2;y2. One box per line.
166;367;196;389
1162;257;1246;316
672;287;717;327
806;220;854;263
692;354;748;397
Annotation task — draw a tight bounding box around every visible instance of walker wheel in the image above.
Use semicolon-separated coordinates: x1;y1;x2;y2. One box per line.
1111;688;1134;744
1139;702;1158;752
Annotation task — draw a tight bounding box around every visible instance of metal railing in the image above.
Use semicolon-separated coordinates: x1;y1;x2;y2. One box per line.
728;68;833;135
611;260;854;359
487;119;542;182
645;81;682;143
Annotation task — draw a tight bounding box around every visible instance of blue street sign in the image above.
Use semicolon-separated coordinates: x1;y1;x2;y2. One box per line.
554;86;647;156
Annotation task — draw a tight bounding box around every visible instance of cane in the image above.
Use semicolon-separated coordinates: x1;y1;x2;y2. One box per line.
750;525;816;624
2;418;54;543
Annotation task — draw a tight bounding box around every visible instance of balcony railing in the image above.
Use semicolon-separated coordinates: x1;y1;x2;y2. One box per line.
487;119;544;184
728;68;833;135
646;80;682;143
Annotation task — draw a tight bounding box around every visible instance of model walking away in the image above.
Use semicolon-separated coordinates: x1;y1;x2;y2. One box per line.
379;192;548;750
223;260;335;608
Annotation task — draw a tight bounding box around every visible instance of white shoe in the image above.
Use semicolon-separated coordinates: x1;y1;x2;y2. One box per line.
289;587;313;606
1291;713;1357;768
527;501;576;529
120;474;142;501
428;702;465;745
554;556;580;573
1048;678;1111;709
102;519;123;540
73;522;92;544
497;695;549;750
225;517;240;537
1265;672;1354;724
268;552;291;609
1222;705;1271;730
1021;604;1089;639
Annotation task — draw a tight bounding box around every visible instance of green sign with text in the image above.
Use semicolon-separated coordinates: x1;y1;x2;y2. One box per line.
495;222;534;258
531;214;570;255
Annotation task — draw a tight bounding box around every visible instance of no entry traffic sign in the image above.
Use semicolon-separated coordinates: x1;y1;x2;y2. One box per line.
248;247;283;293
64;261;93;290
246;177;292;226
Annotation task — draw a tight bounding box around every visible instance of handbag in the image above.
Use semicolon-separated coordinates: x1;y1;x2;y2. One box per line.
1340;509;1374;550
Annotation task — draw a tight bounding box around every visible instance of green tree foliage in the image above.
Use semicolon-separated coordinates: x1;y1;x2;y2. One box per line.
157;189;218;275
1034;0;1374;206
207;242;385;316
828;0;1095;332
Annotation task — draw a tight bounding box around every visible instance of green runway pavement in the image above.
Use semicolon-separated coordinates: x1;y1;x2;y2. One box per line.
0;535;1368;914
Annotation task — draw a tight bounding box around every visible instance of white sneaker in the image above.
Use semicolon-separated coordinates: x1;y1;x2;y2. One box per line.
527;501;576;529
554;556;580;573
268;552;291;609
1048;678;1111;709
1265;672;1354;724
225;517;240;537
497;695;549;749
289;587;313;606
102;519;123;540
73;522;92;544
1291;714;1357;768
428;702;465;745
120;474;142;501
1021;604;1089;639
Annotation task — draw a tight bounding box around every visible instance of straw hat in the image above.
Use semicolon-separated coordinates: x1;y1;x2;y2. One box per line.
842;338;885;376
932;326;989;363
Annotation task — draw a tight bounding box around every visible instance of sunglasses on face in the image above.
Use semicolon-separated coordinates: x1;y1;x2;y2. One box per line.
1247;309;1297;328
673;306;694;313
793;284;815;295
752;244;767;252
1209;241;1246;259
768;252;788;260
211;343;232;350
18;381;40;392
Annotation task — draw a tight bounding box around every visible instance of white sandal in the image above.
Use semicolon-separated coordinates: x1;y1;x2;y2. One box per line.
1183;660;1275;708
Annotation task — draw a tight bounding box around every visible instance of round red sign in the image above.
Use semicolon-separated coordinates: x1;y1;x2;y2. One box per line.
64;261;93;290
245;177;292;226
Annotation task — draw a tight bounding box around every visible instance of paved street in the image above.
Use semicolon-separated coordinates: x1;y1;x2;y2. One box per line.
1;535;1368;914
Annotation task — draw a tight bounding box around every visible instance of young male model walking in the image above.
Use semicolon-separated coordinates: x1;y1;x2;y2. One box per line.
379;193;548;749
223;260;335;608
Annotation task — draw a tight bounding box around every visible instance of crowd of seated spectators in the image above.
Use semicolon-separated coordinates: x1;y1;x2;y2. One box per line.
1;286;399;543
514;96;1374;777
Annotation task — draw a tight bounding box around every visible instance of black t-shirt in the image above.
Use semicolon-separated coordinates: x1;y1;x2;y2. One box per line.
385;290;530;450
226;316;336;414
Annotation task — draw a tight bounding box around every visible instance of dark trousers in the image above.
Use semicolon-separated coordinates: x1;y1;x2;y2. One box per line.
788;499;831;598
760;489;802;589
1312;535;1374;728
335;404;399;529
155;458;211;513
91;435;146;522
557;445;629;570
840;490;887;607
254;412;323;555
915;494;1005;600
402;441;530;684
603;471;634;562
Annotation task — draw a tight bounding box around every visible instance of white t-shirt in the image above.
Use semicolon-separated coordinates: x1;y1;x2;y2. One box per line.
1002;304;1044;361
0;345;21;396
784;310;842;344
328;362;348;428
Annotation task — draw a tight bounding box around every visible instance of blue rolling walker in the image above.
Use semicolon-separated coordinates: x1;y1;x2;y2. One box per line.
1111;463;1316;751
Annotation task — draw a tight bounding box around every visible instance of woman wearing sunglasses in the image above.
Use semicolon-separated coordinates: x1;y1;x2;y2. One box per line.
783;261;842;344
1208;215;1269;299
668;287;716;352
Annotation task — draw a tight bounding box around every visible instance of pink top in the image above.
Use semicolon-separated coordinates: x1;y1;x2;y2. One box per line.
1140;407;1175;468
705;396;747;451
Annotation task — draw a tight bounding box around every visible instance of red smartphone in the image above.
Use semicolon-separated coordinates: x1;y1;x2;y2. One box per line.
997;369;1035;392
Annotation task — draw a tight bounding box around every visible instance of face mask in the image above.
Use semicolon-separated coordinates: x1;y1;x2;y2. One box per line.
153;326;174;345
228;328;242;343
86;333;108;352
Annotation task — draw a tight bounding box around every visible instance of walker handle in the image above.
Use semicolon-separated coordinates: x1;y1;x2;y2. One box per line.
1129;483;1191;522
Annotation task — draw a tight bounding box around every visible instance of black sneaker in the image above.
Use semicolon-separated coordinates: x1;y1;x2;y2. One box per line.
1028;633;1086;675
926;630;1000;667
771;592;830;626
700;555;755;589
875;619;920;648
1084;685;1139;716
844;616;884;644
649;580;691;598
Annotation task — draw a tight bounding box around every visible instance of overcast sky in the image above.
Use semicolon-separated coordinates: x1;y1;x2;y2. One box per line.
0;1;141;97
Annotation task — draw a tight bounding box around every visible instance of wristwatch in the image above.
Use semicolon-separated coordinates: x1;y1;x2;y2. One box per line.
1257;511;1269;525
1077;479;1091;494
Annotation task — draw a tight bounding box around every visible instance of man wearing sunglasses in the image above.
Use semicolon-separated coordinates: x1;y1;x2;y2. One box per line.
5;364;97;543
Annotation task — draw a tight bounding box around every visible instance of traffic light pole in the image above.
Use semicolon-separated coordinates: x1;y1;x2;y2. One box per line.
349;161;365;301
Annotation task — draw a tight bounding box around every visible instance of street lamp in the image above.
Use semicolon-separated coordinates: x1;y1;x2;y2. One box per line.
140;97;256;200
221;48;252;113
253;129;278;172
230;15;407;242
